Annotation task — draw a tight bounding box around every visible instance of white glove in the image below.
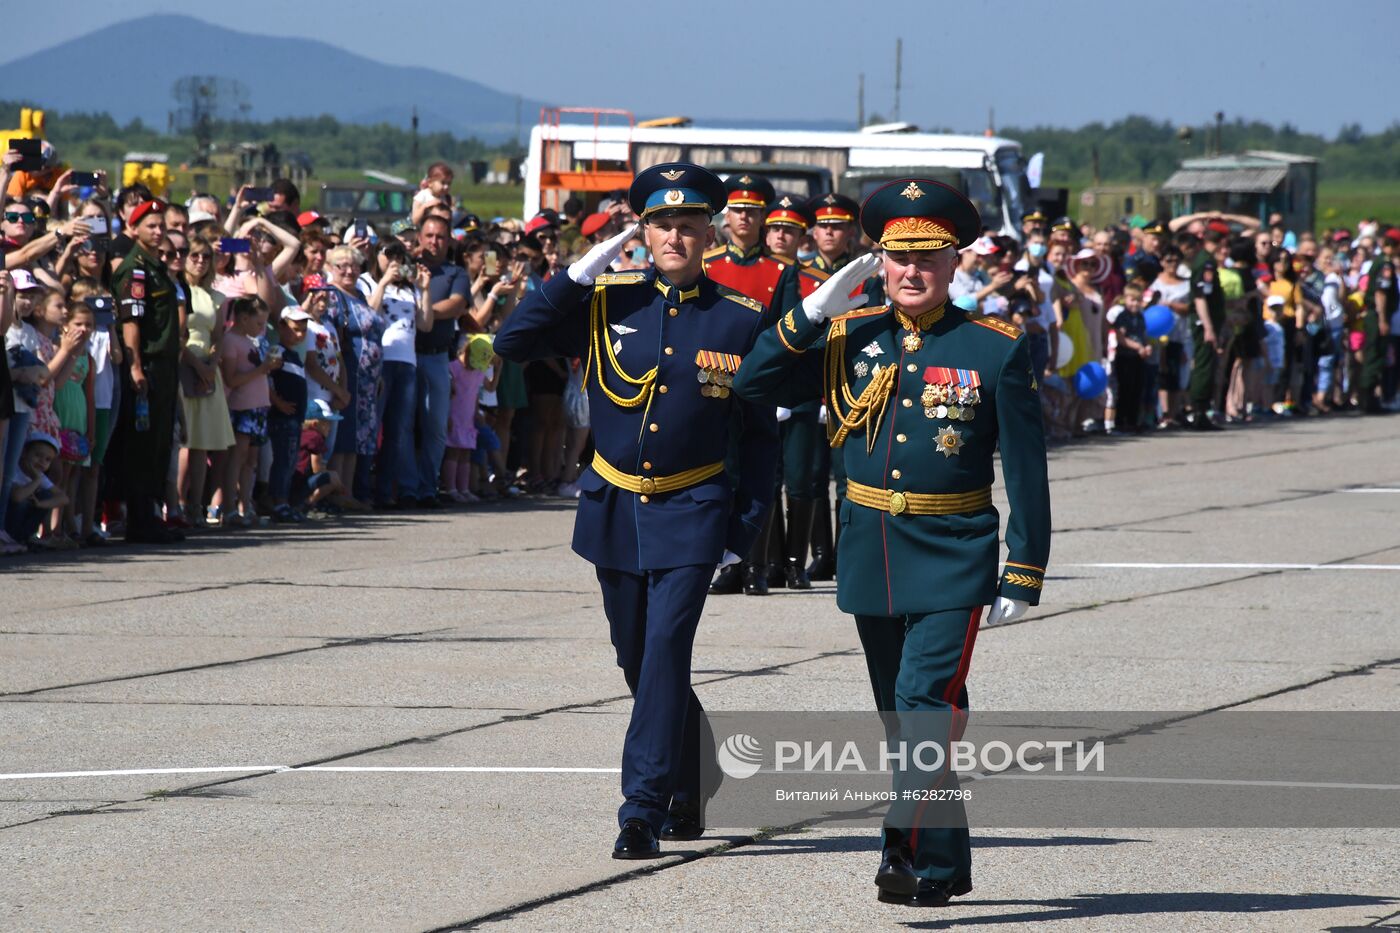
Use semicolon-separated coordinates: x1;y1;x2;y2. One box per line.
984;597;1029;627
775;406;792;422
568;222;639;286
801;252;880;324
719;550;743;568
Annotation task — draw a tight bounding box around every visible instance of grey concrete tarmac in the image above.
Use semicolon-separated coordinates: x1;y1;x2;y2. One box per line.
3;413;1398;931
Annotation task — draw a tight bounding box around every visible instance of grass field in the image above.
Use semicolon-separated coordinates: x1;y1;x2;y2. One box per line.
1315;179;1400;232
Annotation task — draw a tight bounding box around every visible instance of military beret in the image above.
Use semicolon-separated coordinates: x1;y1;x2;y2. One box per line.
580;212;611;238
859;178;980;251
723;172;775;210
128;199;166;227
808;191;859;225
764;193;811;229
628;162;725;219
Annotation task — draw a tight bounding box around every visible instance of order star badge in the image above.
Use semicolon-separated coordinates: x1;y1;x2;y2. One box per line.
936;425;965;458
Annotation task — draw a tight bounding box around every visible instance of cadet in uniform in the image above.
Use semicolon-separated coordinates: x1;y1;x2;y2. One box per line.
703;172;794;596
1187;257;1225;429
495;163;778;859
763;193;865;589
734;179;1051;905
113;199;185;544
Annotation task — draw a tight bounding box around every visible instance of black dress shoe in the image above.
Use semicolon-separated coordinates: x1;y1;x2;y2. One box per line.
709;563;743;595
784;560;812;590
806;549;835;581
914;876;973;905
742;563;769;596
418;495;445;509
660;800;704;841
874;844;918;900
612;818;661;859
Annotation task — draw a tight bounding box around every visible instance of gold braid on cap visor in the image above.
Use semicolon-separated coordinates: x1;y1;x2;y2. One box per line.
879;217;957;251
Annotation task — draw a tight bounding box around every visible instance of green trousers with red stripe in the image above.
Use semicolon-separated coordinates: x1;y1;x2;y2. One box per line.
855;606;982;883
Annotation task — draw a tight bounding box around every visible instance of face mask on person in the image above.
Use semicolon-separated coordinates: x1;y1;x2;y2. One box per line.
797;247;817;263
1027;242;1046;258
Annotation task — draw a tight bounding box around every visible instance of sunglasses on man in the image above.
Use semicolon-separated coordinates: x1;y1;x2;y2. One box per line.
3;212;36;224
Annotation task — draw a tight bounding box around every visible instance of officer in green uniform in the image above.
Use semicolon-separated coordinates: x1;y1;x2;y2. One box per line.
1187;257;1225;430
768;193;865;587
734;179;1051;906
113;199;185;543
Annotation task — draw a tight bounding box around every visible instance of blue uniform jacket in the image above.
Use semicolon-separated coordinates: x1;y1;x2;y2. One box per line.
495;269;779;572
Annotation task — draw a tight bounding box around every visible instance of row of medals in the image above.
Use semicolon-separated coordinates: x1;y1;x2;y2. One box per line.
698;368;733;399
902;332;979;422
922;380;979;421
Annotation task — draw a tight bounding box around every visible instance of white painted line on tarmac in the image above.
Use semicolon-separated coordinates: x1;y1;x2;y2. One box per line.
0;765;621;781
1342;488;1400;494
1068;562;1400;571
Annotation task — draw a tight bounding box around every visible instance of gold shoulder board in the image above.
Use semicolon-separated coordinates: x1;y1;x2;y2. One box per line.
834;304;888;323
970;315;1021;339
594;272;647;286
703;245;728;261
716;286;764;313
803;266;832;282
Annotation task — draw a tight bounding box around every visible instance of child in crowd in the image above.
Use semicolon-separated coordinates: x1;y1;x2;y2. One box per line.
471;342;512;498
1106;284;1151;434
5;434;68;550
220;296;281;526
52;299;95;544
296;398;348;513
268;306;311;523
30;287;90;544
68;279;118;546
1262;296;1287;411
442;333;489;503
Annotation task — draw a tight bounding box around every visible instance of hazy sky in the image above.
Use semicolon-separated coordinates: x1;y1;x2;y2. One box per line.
9;0;1397;136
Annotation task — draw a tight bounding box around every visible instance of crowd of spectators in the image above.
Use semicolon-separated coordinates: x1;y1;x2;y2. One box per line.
1;143;1396;556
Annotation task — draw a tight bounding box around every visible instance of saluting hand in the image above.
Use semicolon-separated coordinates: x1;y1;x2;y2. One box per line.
568;222;640;286
802;252;880;324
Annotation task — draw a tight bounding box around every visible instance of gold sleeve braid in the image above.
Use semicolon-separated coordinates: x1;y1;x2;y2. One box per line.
824;319;894;454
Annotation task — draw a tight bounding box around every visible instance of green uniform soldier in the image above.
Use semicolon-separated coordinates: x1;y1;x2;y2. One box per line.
769;193;865;586
1360;257;1395;412
1187;257;1225;430
734;178;1051;906
113;199;185;543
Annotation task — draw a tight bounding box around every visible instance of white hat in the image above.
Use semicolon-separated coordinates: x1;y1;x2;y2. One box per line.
968;236;999;256
10;268;42;290
188;209;217;225
280;305;312;322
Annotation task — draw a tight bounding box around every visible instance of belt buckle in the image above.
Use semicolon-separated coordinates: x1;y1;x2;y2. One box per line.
639;477;656;495
888;491;907;515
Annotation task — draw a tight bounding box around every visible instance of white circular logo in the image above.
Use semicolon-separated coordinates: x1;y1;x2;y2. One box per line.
717;733;763;780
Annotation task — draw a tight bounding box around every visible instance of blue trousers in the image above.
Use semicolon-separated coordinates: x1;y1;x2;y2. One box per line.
0;410;33;532
267;413;300;502
595;563;713;831
414;352;450;500
376;360;419;502
855;606;982;883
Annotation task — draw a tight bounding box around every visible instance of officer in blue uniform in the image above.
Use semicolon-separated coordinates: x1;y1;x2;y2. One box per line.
734;179;1051;905
495;163;778;859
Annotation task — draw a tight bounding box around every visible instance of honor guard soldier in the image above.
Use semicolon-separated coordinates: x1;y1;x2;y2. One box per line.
734;179;1051;906
704;172;794;596
113;199;186;544
761;192;866;589
495;163;778;860
763;193;809;262
703;172;791;309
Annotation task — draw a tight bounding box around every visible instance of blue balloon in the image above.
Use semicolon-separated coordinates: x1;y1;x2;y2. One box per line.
1143;304;1175;339
1073;361;1108;399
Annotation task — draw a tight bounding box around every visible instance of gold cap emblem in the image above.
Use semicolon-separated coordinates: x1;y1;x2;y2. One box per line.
824;194;837;204
738;175;753;185
660;169;684;181
664;189;684;205
901;182;925;201
778;196;793;207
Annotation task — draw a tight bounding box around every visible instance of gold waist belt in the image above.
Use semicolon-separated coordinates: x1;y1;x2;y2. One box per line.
845;480;993;516
591;456;725;495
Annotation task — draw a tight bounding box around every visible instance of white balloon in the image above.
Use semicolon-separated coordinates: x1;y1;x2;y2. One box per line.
1055;330;1074;367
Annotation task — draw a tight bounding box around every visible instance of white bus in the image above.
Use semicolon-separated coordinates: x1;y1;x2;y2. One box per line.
523;116;1033;238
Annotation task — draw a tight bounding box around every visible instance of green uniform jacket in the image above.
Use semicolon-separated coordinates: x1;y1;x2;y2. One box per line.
734;301;1051;615
112;244;182;362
